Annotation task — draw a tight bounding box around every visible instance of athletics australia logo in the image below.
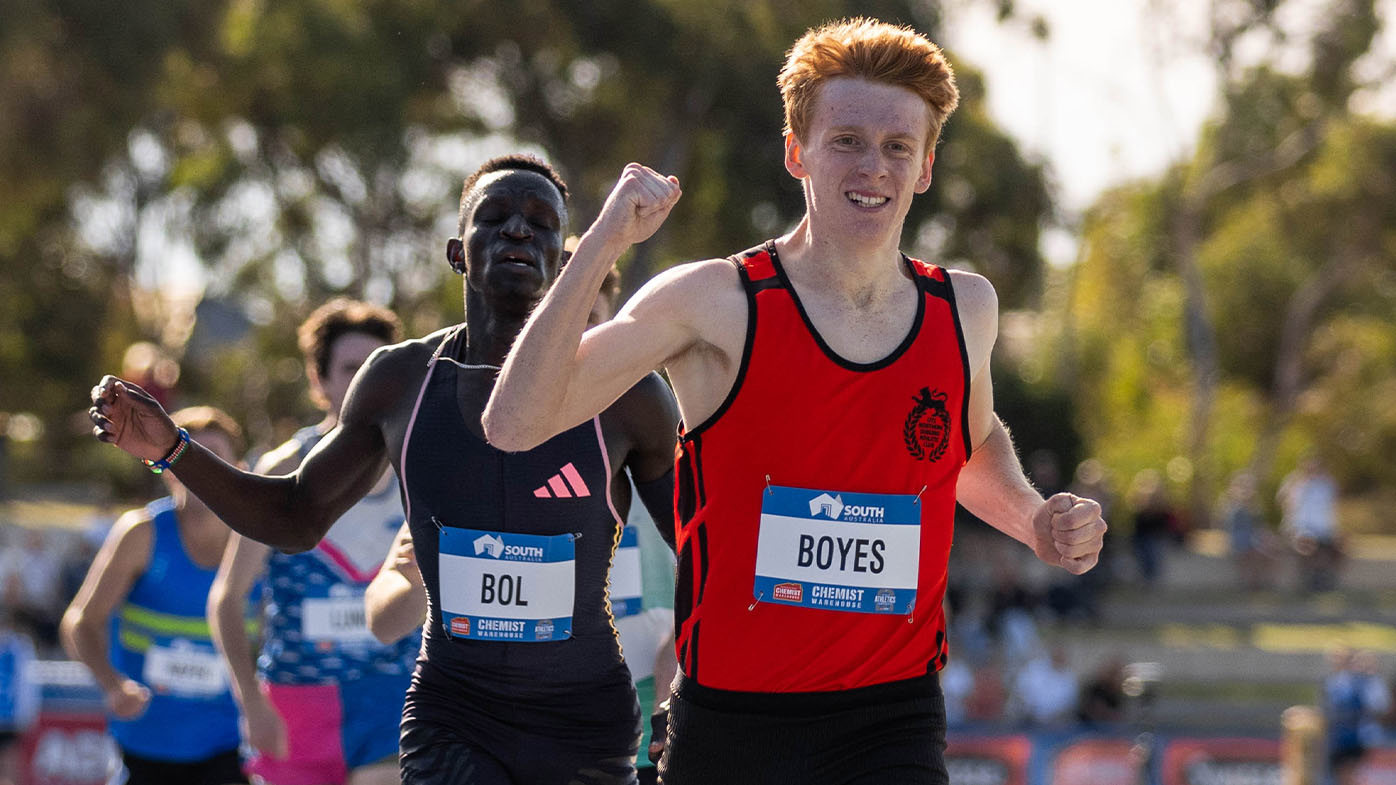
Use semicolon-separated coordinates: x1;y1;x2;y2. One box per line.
473;534;505;558
535;619;554;640
904;387;952;462
809;493;845;519
875;588;897;612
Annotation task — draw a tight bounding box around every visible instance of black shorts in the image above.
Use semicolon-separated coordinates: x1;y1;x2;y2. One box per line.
659;672;948;785
121;748;247;785
399;719;638;785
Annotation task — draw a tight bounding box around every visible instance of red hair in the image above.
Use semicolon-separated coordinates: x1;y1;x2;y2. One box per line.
779;18;960;150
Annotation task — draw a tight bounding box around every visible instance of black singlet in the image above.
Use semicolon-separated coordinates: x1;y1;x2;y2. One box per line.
397;328;639;784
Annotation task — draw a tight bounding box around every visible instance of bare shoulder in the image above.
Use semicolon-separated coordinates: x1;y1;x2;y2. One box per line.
947;270;999;371
610;371;681;430
102;507;156;570
629;257;743;321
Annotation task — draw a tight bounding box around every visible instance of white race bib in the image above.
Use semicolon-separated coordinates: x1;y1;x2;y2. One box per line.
610;525;643;619
143;641;228;697
753;485;921;614
438;528;576;642
301;595;377;644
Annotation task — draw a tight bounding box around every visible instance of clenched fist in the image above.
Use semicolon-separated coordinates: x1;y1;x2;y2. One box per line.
89;375;179;462
1029;493;1107;574
593;163;682;248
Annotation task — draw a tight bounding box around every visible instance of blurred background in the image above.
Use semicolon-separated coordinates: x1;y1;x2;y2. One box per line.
1;0;1394;783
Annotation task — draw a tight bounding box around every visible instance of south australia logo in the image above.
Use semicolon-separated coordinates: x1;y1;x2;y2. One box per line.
904;387;951;462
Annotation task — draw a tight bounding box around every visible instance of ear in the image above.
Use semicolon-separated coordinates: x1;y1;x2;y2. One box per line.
446;238;465;274
914;149;936;194
784;133;808;179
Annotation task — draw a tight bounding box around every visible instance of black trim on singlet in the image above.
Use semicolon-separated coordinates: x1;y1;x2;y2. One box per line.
940;272;975;461
688;619;701;683
766;240;928;373
680;254;760;440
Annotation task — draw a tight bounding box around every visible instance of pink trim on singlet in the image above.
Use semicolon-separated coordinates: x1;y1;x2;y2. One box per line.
399;331;456;525
592;416;622;528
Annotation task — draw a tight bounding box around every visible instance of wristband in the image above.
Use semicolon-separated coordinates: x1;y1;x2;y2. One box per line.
141;428;190;474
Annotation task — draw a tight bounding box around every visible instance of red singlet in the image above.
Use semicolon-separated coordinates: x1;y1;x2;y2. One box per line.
673;241;972;693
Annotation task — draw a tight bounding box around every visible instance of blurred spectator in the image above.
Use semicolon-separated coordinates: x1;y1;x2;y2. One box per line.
1325;647;1372;785
941;658;974;728
0;528;63;651
1279;455;1343;593
1353;651;1392;748
1010;646;1080;729
0;610;38;785
1077;658;1128;727
986;559;1041;667
966;659;1008;724
1128;470;1180;587
1218;471;1276;592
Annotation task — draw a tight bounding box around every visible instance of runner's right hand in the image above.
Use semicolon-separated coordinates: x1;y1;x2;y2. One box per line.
105;678;151;720
242;690;290;759
88;375;179;462
592;163;681;249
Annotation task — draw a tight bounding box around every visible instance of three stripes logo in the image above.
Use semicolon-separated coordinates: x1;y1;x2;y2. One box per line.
533;462;591;499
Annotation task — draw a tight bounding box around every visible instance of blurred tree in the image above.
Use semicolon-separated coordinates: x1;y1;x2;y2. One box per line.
1062;0;1396;530
0;0;1056;491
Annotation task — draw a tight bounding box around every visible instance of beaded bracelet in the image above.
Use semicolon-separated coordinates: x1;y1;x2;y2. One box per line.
141;428;190;474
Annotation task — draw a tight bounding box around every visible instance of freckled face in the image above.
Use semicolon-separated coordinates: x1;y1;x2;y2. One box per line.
785;77;935;242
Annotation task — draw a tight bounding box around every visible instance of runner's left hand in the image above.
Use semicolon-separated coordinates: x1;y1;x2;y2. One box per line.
1030;493;1106;574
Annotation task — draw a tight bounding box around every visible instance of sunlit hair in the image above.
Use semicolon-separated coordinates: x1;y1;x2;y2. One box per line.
297;298;402;380
457;154;570;235
779;17;960;150
171;406;244;455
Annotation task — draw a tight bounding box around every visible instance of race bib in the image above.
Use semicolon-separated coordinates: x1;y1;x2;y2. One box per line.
753;485;921;614
610;526;643;619
143;641;228;697
438;528;575;642
301;594;377;644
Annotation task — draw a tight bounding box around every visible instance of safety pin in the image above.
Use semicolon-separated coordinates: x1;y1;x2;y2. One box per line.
765;474;773;495
748;592;763;611
914;485;927;503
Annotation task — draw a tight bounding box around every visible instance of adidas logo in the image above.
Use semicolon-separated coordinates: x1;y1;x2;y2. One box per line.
533;462;591;499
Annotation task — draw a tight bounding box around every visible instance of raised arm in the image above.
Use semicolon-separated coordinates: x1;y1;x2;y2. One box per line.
484;164;690;452
948;271;1106;574
60;510;153;719
364;522;427;644
89;347;411;552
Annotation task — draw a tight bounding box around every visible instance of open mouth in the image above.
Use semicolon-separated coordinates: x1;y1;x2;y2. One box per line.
495;249;538;269
846;191;889;208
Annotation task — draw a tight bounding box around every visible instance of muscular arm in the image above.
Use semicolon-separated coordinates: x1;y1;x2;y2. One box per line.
59;510;152;717
950;271;1106;574
484;164;692;451
364;523;427;644
91;344;420;552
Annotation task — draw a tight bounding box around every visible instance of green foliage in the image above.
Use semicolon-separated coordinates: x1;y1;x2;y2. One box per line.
0;0;1055;493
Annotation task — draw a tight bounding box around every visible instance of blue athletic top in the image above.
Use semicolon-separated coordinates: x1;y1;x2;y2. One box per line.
108;497;244;761
397;328;638;742
259;427;419;684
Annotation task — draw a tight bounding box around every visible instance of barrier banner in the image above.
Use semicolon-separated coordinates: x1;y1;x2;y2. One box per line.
1357;748;1396;785
19;711;117;785
1050;737;1140;785
946;734;1032;785
1160;737;1281;785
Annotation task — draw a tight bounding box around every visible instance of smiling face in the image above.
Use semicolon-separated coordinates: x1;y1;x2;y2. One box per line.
785;77;935;247
461;169;568;305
